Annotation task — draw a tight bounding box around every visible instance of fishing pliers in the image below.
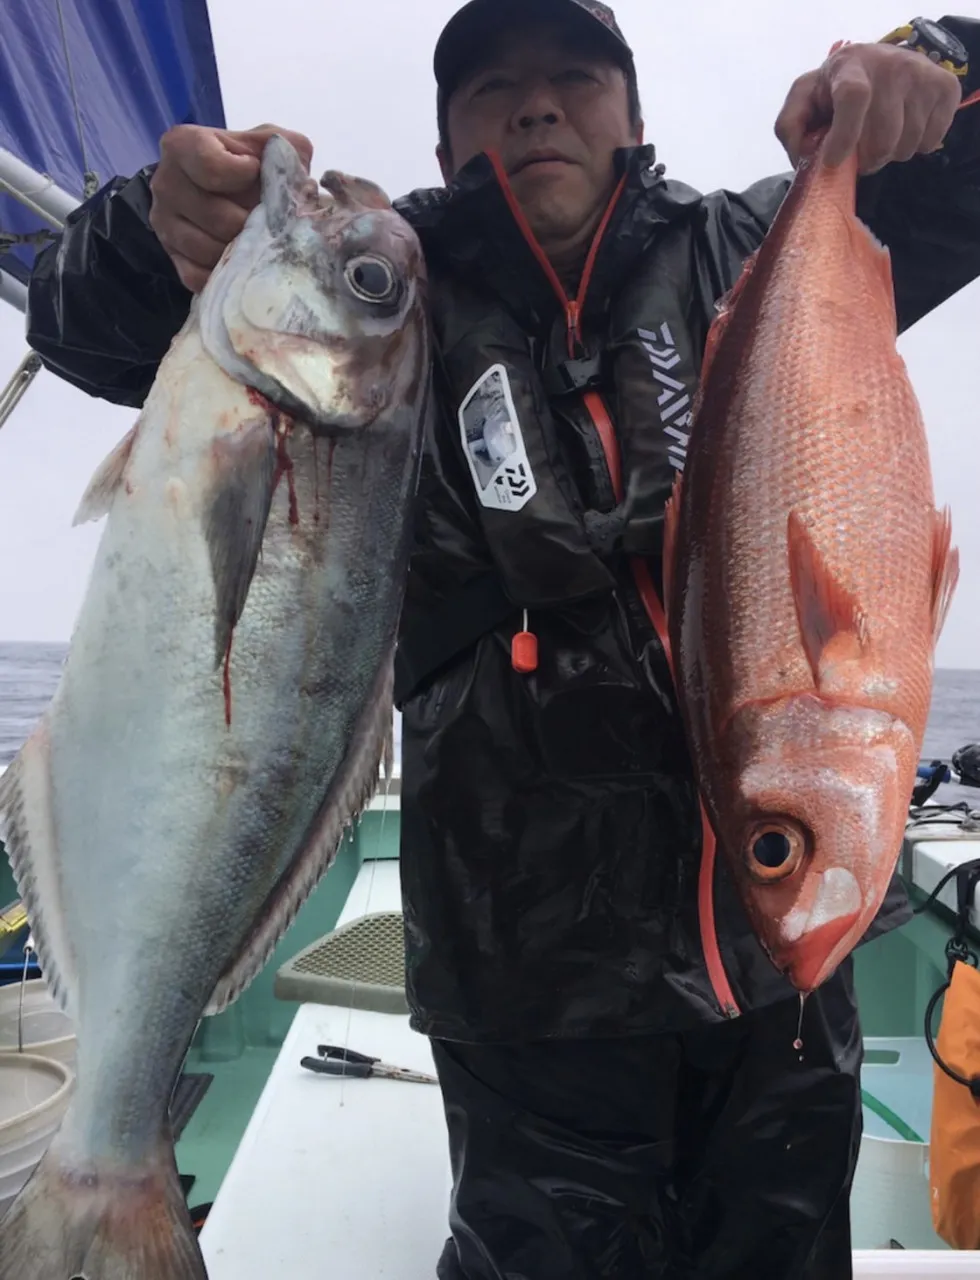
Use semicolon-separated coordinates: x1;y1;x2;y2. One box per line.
300;1043;438;1085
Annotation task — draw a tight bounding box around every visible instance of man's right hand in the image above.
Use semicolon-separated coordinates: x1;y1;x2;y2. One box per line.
149;124;314;294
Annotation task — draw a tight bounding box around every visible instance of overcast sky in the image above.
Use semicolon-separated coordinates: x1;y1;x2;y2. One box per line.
1;0;978;668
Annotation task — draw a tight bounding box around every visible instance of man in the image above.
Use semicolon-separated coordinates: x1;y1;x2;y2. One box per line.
25;4;980;1275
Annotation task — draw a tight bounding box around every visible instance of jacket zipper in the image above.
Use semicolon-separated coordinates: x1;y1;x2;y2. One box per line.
488;152;741;1018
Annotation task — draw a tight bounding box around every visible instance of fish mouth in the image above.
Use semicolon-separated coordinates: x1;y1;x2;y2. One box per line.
774;911;865;992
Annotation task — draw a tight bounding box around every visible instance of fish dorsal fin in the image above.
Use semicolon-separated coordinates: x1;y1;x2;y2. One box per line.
662;470;683;620
73;424;138;525
204;653;395;1016
787;511;870;690
0;728;78;1017
700;248;760;385
931;506;960;644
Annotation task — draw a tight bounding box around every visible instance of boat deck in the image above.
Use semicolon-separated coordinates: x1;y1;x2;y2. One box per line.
3;785;980;1271
197;858;980;1277
199;857;451;1277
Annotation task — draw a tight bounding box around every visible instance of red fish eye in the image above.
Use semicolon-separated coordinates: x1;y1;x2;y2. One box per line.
746;824;806;883
755;831;791;867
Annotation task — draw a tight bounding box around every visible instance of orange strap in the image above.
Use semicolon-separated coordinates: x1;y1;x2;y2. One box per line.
585;396;740;1018
488;155;740;1017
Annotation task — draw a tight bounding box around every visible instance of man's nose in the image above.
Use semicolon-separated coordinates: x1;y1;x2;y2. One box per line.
511;83;564;131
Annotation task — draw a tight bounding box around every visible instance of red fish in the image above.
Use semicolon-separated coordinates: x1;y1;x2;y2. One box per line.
664;127;959;994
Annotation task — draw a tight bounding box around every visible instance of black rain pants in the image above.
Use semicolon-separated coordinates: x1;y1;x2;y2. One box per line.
432;961;862;1279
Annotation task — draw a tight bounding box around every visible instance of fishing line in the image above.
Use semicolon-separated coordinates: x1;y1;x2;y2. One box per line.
17;934;33;1054
794;992;806;1059
53;0;99;197
338;714;397;1107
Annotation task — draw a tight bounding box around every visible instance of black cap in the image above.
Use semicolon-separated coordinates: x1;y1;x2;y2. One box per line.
434;0;633;101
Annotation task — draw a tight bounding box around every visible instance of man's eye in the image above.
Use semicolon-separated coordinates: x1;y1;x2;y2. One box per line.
555;68;595;84
474;77;511;96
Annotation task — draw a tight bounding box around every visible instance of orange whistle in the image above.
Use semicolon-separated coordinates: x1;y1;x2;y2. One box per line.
512;610;538;674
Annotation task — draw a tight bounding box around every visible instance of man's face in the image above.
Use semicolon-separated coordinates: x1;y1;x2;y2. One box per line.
440;21;641;252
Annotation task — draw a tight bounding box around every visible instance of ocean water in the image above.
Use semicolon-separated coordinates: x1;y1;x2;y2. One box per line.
0;643;68;766
0;641;407;771
1;642;979;803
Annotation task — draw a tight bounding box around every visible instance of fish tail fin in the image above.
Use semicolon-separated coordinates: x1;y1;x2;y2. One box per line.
0;1129;206;1280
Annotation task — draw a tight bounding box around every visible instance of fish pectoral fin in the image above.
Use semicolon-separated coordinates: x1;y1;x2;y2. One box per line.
931;505;960;644
204;415;278;667
72;423;138;525
787;510;870;689
662;470;683;619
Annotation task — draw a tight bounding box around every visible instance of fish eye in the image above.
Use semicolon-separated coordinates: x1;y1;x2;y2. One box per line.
344;254;398;305
745;823;808;883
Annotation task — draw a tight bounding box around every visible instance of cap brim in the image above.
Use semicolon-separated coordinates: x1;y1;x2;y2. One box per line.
434;0;630;99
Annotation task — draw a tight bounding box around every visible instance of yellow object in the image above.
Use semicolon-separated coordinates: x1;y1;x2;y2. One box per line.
0;899;28;953
879;23;968;79
929;959;980;1250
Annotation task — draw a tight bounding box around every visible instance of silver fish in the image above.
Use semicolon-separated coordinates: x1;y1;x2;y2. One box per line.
0;136;429;1279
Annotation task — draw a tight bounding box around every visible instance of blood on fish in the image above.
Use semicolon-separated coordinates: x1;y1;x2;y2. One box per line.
271;416;299;526
246;386;274;413
223;634;233;727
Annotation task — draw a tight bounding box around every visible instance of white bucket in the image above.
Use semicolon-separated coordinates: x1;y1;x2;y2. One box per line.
852;1036;947;1252
0;979;75;1070
0;1052;71;1219
851;1133;944;1251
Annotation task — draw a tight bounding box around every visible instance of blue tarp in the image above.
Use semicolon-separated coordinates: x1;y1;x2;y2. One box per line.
0;0;225;288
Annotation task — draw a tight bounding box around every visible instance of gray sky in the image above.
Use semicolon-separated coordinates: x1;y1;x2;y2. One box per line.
1;0;979;667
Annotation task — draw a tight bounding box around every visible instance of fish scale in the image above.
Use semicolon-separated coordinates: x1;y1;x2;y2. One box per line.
665;126;958;996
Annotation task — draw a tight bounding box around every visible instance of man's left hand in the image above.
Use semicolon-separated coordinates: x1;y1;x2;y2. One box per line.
775;40;962;173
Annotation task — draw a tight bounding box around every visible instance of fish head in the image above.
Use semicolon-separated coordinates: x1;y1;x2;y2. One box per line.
198;134;428;432
725;698;917;993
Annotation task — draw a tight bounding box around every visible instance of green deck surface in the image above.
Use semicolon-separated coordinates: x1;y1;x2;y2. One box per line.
178;1046;281;1207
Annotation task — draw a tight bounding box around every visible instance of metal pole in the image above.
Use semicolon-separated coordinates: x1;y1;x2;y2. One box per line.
0;147;79;229
0;351;42;432
0;150;80;427
0;272;27;313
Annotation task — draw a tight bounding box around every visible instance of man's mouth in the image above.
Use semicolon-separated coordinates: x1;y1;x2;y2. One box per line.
509;150;576;176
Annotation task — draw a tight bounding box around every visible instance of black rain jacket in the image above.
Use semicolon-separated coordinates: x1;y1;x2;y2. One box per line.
24;16;980;1043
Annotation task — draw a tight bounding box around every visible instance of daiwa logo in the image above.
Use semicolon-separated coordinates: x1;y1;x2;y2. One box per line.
638;324;692;472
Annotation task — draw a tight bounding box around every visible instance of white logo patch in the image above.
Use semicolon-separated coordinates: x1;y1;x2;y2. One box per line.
458;363;537;512
637;324;693;472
